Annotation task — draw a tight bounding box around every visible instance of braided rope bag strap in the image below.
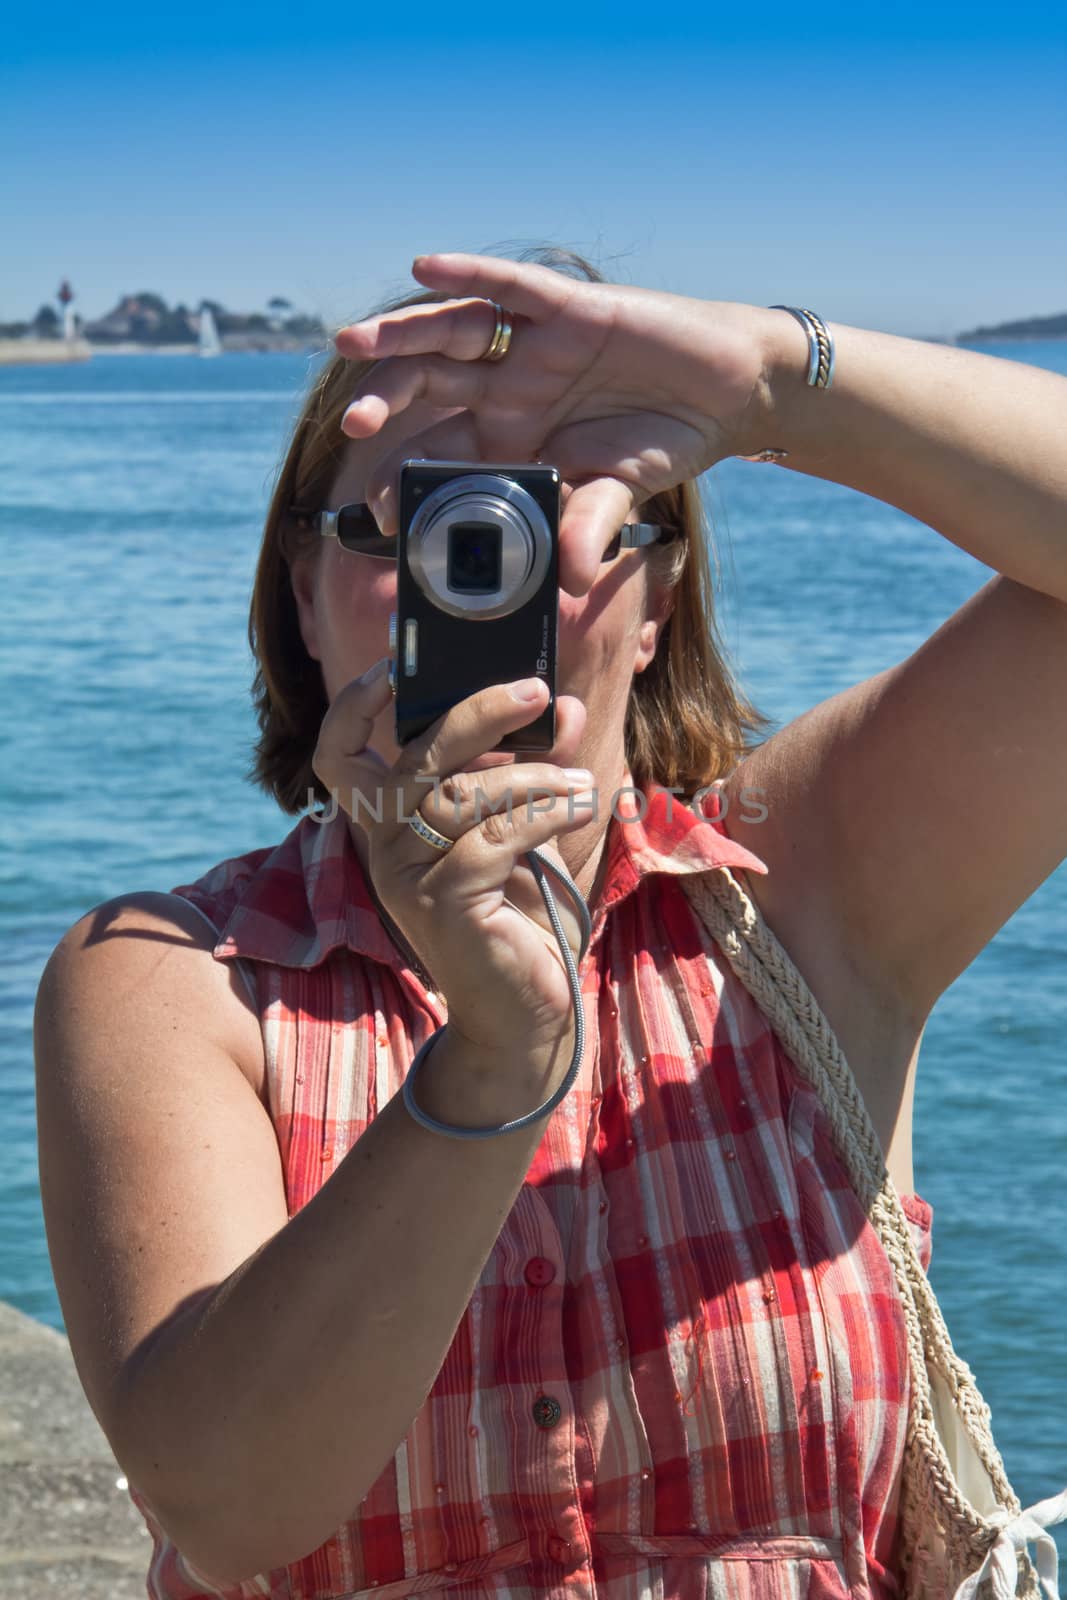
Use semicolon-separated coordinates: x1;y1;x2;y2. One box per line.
680;866;1047;1600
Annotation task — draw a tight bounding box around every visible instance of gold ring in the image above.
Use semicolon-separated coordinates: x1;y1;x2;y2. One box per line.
482;299;513;363
407;808;454;853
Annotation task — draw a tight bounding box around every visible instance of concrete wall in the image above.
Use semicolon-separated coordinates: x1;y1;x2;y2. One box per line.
0;340;93;366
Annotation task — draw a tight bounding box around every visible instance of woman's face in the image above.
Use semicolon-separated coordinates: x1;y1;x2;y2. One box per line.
289;398;672;777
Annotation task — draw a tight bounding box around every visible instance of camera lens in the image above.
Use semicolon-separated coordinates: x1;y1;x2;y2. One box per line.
405;472;553;620
447;522;502;593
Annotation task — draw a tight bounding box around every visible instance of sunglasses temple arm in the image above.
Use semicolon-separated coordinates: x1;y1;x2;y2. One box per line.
617;522;666;549
600;522;668;562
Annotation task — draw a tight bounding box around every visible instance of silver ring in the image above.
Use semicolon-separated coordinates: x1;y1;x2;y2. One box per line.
482;300;513;363
407;808;454;854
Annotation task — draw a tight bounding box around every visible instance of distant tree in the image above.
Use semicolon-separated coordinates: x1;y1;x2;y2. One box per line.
268;296;293;314
33;304;61;337
156;308;197;344
129;292;170;316
283;313;326;339
958;311;1067;340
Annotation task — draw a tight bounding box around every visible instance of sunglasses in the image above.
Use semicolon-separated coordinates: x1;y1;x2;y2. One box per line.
286;503;680;563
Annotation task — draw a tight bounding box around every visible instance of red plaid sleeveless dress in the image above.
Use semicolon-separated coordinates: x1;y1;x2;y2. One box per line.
127;774;934;1600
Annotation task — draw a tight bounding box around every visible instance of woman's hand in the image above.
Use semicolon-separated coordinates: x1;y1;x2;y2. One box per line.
335;252;783;592
311;660;593;1073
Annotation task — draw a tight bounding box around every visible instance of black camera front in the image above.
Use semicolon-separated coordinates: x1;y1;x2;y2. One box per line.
390;461;560;751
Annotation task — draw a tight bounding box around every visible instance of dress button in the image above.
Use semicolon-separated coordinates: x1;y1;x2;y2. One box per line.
547;1534;571;1562
531;1393;563;1428
443;1562;457;1573
524;1255;557;1287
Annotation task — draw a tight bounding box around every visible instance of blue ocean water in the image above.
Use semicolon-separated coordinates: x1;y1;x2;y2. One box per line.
2;339;1064;1555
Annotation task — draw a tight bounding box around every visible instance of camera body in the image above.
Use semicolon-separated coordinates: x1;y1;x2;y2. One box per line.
389;459;560;750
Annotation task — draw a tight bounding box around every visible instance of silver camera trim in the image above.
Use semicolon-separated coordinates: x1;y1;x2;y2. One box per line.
405;472;553;620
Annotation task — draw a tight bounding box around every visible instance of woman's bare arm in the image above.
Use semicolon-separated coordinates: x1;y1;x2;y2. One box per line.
760;319;1067;605
727;321;1067;1022
35;894;568;1584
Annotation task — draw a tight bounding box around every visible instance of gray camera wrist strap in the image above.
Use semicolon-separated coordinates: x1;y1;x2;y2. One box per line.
401;849;592;1139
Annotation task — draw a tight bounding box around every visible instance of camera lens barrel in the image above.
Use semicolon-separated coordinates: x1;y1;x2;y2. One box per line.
406;473;553;619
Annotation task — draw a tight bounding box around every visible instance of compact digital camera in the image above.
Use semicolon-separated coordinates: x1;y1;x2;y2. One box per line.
388;459;560;750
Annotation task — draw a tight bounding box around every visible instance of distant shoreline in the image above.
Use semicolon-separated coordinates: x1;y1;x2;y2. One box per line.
0;337;327;367
958;333;1067;343
88;338;328;356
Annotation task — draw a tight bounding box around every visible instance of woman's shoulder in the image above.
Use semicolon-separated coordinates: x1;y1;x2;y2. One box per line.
50;887;230;961
40;888;267;1088
40;828;302;1097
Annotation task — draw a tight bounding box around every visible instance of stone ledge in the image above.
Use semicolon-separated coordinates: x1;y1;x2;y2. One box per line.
0;1552;150;1598
0;1300;150;1597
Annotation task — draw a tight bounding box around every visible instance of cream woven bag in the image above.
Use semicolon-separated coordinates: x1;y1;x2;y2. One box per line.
680;866;1067;1600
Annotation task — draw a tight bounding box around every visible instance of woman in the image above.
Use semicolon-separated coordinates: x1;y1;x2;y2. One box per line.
34;245;1067;1600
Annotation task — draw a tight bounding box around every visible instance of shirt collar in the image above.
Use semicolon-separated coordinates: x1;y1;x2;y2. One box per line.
212;770;767;971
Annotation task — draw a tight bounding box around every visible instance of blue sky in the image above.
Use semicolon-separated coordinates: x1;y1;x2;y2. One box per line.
4;1;1065;339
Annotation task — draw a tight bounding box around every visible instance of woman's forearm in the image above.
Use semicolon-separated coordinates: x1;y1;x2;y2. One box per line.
747;315;1067;604
114;1027;571;1584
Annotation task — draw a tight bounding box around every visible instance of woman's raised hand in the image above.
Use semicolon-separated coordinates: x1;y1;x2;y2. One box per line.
312;661;593;1070
335;252;780;594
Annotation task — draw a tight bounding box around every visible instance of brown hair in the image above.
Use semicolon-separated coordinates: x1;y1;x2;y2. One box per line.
246;244;771;814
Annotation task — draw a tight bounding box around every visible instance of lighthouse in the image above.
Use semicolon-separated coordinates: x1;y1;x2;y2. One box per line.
57;279;76;342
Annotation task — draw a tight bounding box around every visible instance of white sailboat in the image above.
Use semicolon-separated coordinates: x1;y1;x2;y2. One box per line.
198;305;222;358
